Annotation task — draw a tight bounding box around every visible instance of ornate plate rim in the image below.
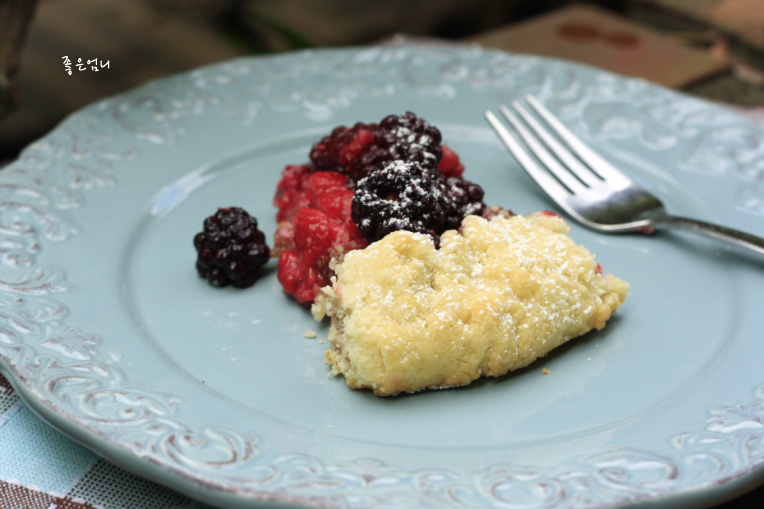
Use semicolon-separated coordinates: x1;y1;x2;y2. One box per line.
1;46;764;509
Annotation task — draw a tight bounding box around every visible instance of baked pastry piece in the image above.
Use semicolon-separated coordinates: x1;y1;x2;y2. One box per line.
312;212;629;396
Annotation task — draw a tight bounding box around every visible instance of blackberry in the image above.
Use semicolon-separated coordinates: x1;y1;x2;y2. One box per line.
442;176;486;230
351;160;449;243
194;207;270;288
347;112;443;181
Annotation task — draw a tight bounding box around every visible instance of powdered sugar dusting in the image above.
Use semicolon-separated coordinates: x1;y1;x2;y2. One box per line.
352;160;450;241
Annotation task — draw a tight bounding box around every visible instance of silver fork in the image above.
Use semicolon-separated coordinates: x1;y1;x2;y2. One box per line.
486;95;764;256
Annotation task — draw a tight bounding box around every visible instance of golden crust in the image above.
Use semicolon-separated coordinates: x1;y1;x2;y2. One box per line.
313;213;629;396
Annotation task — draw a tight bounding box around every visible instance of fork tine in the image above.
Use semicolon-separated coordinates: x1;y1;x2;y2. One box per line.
485;110;572;206
499;104;588;194
524;95;631;188
510;100;601;188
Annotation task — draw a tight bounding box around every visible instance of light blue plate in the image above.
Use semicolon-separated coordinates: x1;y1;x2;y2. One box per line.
1;47;763;509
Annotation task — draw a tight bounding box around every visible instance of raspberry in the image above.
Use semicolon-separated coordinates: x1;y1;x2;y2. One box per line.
273;167;367;304
438;145;465;179
194;207;270;288
351;160;450;243
274;164;312;223
305;171;356;224
277;208;344;303
274;165;356;225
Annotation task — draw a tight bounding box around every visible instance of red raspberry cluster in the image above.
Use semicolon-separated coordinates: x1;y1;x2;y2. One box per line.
273;166;368;304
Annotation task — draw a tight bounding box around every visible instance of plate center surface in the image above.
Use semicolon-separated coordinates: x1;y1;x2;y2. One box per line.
121;131;738;449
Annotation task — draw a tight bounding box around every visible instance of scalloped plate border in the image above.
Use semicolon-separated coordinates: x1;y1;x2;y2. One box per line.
1;47;763;509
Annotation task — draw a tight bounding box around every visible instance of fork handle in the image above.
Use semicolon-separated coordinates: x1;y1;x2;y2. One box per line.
651;216;764;256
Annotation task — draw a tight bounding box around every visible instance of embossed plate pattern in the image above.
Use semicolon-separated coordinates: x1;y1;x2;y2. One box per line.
1;47;763;509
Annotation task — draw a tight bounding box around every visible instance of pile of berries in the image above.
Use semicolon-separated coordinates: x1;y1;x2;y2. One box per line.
274;112;488;304
194;207;270;288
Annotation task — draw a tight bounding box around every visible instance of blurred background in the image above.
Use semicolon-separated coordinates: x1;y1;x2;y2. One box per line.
1;0;763;162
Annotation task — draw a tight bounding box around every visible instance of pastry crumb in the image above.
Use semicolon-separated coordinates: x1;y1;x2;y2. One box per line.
304;329;317;338
542;368;551;375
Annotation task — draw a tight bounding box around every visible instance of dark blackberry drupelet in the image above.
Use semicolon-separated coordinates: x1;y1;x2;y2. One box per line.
442;176;486;230
194;207;270;288
351;160;450;243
